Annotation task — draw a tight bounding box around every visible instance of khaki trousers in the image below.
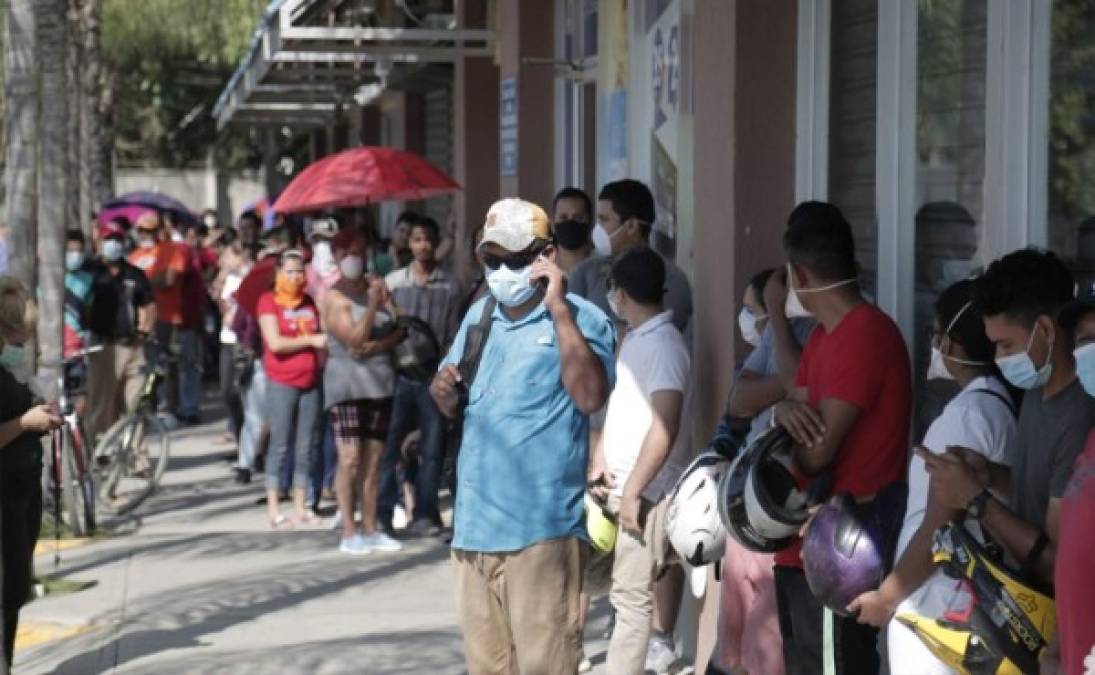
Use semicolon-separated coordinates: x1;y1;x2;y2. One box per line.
453;537;585;675
605;496;670;675
85;341;146;444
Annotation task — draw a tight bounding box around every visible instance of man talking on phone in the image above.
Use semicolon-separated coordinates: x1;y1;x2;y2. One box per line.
430;198;616;674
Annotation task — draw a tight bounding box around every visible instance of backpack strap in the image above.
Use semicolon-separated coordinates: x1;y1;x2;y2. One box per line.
456;297;498;391
970;388;1018;418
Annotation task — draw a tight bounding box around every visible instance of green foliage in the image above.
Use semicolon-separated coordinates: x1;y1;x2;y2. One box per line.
102;0;268;169
1049;0;1095;223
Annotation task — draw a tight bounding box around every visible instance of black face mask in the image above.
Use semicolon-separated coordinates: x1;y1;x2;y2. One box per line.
553;219;592;251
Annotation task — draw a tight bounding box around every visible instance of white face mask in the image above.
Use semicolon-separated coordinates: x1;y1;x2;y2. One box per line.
170;231;184;243
739;308;765;347
591;223;623;258
339;254;364;280
312;241;337;276
486;263;537;307
784;263;857;319
65;251;86;272
138;237;157;249
102;239;125;262
927;302;986;381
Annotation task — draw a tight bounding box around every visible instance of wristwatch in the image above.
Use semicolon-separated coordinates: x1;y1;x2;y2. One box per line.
966;489;992;520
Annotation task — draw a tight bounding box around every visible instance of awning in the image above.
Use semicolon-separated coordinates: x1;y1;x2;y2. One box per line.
213;0;493;130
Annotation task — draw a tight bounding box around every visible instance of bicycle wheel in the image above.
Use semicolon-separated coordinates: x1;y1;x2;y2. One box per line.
93;410;170;515
71;424;97;535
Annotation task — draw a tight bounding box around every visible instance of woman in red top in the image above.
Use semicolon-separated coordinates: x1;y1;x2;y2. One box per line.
256;250;327;528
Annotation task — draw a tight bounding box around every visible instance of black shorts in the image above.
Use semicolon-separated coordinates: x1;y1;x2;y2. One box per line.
329;398;393;444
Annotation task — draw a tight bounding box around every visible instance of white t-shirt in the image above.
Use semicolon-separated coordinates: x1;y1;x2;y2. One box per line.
219;270;245;344
888;375;1017;674
603;311;693;502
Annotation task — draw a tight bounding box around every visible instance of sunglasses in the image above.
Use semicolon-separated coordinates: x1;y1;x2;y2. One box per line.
482;246;544;271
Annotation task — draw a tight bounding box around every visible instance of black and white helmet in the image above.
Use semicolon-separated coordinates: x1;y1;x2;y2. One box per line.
718;426;809;553
666;450;731;566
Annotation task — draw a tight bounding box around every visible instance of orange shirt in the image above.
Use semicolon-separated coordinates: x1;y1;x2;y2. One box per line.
129;242;187;325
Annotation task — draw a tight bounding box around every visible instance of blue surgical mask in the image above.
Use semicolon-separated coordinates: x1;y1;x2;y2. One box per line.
0;343;27;372
65;251;86;272
102;239;125;262
485;263;536;307
1074;343;1095;398
996;325;1053;390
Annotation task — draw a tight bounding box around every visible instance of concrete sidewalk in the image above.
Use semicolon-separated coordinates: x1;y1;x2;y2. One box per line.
14;401;615;674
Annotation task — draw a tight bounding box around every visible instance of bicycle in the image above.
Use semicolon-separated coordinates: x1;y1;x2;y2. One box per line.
36;348;99;540
91;340;174;515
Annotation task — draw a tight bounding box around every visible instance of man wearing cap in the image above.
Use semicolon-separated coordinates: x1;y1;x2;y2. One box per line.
430;198;616;674
129;211;188;420
85;224;156;444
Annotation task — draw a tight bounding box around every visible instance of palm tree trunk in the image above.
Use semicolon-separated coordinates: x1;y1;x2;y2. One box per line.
66;0;84;233
79;0;106;218
2;0;38;294
37;0;68;381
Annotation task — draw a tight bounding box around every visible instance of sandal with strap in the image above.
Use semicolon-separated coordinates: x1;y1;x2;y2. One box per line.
269;514;294;530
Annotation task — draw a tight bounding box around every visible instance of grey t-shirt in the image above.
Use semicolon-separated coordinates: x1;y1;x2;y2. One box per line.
741;319;817;444
1008;378;1095;528
569;249;693;336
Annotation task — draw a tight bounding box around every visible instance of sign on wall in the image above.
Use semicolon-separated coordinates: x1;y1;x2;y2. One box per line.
500;77;518;177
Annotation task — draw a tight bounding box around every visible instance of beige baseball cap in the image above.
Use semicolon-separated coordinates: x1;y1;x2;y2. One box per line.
479;198;552;253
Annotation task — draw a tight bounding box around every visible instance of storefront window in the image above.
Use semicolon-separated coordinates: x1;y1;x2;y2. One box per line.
913;0;988;433
828;0;879;298
1047;2;1095;291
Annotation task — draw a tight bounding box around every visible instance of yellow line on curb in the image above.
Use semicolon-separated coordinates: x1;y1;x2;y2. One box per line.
34;537;92;556
14;621;98;651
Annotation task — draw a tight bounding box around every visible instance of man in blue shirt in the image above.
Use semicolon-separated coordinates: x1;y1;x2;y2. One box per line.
431;198;616;675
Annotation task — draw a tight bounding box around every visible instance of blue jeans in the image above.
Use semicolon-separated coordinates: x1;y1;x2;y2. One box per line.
176;327;203;419
265;381;321;491
378;377;446;526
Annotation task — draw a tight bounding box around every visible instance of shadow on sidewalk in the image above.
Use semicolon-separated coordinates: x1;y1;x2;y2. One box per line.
19;545;456;674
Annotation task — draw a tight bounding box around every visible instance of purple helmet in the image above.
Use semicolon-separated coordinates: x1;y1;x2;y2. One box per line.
802;483;907;616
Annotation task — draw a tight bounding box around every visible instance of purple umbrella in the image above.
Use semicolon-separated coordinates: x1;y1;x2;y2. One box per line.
101;191;197;226
97;205;156;229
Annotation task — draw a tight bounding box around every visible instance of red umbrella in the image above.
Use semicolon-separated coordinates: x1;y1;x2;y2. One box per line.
272;146;461;214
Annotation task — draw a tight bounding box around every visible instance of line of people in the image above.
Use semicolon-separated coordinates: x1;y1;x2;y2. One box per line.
429;185;1095;675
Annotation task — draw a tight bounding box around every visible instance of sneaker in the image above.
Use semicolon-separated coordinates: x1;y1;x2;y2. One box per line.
406;518;442;538
577;646;592;673
339;534;371;556
362;531;403;552
234;467;252;485
644;634;676;674
392;504;409;530
157;412;179;430
329;509;342;530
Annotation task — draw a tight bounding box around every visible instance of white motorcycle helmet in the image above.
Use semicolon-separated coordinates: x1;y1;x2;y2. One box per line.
666;450;731;566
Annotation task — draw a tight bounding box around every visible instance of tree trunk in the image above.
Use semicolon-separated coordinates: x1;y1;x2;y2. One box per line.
93;67;115;208
66;0;84;233
37;0;68;381
2;0;39;294
80;0;105;219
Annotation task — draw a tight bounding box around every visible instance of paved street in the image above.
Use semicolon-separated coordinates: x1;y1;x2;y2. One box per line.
14;398;614;674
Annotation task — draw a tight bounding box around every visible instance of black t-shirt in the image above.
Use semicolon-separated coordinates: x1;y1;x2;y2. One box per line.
0;366;42;482
89;260;155;340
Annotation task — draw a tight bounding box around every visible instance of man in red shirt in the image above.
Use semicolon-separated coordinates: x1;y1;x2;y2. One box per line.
128;212;188;418
771;202;912;675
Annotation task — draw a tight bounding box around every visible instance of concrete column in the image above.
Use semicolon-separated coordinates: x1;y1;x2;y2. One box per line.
452;0;500;286
497;0;555;209
691;0;797;666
